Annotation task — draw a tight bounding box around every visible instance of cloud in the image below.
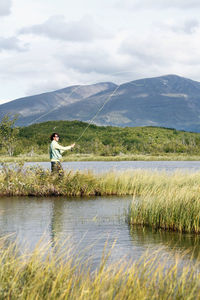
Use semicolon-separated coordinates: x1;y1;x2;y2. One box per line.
170;19;199;34
0;0;12;16
119;27;200;72
19;15;111;42
26;79;67;96
0;37;28;52
58;50;124;75
116;0;200;10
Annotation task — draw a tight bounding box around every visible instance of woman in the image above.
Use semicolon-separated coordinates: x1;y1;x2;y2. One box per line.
50;133;75;175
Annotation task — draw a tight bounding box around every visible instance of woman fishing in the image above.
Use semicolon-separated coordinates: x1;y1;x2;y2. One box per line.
50;133;75;175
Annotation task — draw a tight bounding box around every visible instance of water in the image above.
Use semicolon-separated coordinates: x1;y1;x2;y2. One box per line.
1;160;200;267
0;196;200;267
24;160;200;173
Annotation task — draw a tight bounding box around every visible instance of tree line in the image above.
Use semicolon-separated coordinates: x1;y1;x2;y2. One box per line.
1;115;200;156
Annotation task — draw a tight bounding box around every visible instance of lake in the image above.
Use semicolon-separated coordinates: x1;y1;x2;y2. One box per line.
25;160;200;173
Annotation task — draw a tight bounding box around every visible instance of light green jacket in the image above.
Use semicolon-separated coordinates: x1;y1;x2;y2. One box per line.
50;140;71;162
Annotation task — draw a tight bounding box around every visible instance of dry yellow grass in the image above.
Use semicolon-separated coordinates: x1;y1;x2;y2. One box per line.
0;236;200;299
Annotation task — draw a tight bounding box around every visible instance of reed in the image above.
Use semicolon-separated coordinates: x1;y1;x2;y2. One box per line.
129;171;200;233
0;236;200;300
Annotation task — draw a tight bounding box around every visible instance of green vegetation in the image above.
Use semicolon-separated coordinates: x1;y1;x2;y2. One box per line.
0;114;19;156
0;236;200;299
2;117;200;159
129;170;200;233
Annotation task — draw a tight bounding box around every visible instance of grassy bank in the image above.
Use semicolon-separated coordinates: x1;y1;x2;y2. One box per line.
0;237;200;299
2;153;200;162
0;163;142;196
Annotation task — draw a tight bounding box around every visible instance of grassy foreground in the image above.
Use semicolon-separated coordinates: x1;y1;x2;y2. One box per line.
0;236;200;300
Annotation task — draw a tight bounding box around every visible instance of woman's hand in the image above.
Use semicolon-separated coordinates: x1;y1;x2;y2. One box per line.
71;143;76;148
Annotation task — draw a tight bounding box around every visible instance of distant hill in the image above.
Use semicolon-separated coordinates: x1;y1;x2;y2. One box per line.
17;120;200;156
1;74;200;132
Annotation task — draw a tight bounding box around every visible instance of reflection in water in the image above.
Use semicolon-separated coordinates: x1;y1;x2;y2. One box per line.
49;200;64;246
0;196;199;266
129;225;200;259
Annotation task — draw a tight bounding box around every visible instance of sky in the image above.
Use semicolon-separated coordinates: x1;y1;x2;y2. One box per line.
1;0;200;104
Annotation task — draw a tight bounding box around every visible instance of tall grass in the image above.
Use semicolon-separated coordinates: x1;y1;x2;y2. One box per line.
0;236;200;299
0;163;159;196
129;171;200;233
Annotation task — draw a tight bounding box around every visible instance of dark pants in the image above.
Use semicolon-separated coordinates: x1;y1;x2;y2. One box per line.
51;161;64;176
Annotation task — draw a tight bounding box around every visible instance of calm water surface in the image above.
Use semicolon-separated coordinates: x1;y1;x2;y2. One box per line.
25;160;200;173
0;196;200;267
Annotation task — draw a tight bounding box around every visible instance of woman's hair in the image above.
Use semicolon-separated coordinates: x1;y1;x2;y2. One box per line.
50;133;60;141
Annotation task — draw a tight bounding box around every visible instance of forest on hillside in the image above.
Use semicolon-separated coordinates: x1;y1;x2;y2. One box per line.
2;120;199;156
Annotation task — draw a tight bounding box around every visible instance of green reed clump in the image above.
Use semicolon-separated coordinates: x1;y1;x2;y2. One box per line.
0;236;200;300
129;171;200;233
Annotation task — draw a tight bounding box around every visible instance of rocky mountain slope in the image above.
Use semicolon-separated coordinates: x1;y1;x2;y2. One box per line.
1;74;200;132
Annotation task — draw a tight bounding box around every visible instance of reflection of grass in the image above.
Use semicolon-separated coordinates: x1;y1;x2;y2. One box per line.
2;153;200;161
0;236;200;299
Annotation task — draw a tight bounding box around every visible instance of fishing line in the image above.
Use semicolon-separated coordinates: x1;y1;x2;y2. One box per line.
75;74;146;142
76;84;121;142
26;70;146;142
28;85;81;126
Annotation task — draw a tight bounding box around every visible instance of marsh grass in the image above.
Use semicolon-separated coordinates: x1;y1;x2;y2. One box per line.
129;171;200;233
0;235;200;300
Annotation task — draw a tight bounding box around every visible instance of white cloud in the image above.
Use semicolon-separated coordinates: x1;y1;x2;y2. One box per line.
0;36;28;52
58;48;128;75
116;0;200;10
19;15;111;42
1;0;200;104
169;19;199;34
0;0;12;16
119;26;200;75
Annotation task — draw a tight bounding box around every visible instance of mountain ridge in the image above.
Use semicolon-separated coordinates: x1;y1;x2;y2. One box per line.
1;74;200;132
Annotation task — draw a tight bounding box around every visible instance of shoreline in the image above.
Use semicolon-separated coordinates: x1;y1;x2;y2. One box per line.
1;153;200;162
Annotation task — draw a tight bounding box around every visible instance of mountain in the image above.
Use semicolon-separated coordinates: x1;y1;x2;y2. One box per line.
1;74;200;132
0;82;117;126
